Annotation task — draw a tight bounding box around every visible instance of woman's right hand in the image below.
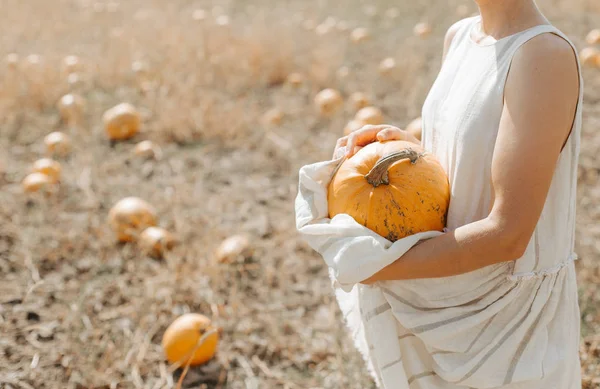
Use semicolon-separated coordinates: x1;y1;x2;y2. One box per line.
332;124;420;159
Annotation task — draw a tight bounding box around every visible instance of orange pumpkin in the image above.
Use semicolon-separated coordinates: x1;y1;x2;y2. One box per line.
215;234;252;263
57;93;85;124
6;53;19;69
162;313;219;366
378;57;397;75
108;197;157;242
586;29;600;45
22;173;54;193
350;27;370;43
103;103;141;141
133;140;160;159
44;131;72;157
349;92;370;111
413;22;432;38
355;106;384;125
314;89;343;116
32;158;61;183
139;227;176;258
580;47;600;68
328;140;449;241
62;55;81;74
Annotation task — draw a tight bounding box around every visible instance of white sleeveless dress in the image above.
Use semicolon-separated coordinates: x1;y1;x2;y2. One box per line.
410;16;583;388
295;15;583;389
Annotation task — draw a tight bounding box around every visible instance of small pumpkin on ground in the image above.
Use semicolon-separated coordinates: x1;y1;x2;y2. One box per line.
215;234;252;263
349;92;370;111
354;106;384;125
314;89;343;116
22;173;54;193
44;131;72;157
103;103;141;141
162;313;219;366
133;140;160;159
32;158;61;183
108;197;157;242
57;93;85;124
328;140;449;241
139;227;176;258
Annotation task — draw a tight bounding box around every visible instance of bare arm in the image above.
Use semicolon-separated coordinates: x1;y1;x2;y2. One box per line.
363;34;579;282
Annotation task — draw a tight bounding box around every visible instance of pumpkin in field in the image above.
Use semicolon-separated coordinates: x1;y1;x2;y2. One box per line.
349;92;370;111
406;117;423;141
133;140;160;159
44;131;72;157
6;53;19;69
103;103;141;141
215;234;252;263
139;227;176;258
32;158;61;183
262;108;284;126
314;89;343;116
350;27;370;43
22;173;54;193
413;22;432;38
62;55;81;74
586;29;600;45
580;47;600;67
378;57;397;75
162;313;219;366
343;120;366;136
108;197;157;242
192;9;207;21
57;93;85;124
355;106;384;125
131;61;149;77
25;54;41;68
66;73;83;89
328;140;449;241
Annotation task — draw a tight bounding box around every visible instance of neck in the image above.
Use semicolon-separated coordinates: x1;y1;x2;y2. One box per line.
475;0;546;38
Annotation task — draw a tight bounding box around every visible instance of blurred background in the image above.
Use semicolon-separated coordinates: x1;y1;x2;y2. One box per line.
0;0;599;388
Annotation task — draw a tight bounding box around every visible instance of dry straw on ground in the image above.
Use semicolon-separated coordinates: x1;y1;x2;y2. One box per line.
0;0;599;388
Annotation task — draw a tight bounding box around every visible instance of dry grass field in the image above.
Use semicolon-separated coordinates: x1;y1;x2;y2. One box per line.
0;0;599;388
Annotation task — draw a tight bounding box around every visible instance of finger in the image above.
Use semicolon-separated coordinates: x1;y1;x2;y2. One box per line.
332;136;349;159
376;127;404;141
336;136;348;148
345;126;379;157
345;133;358;157
353;125;386;146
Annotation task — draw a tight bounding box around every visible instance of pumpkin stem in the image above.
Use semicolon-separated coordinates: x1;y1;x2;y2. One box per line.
365;148;421;187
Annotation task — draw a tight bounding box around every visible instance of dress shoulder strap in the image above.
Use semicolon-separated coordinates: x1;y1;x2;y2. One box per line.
445;16;479;57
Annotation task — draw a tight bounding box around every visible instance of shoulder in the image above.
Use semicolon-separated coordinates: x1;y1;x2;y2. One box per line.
510;32;579;90
443;17;477;59
504;31;579;140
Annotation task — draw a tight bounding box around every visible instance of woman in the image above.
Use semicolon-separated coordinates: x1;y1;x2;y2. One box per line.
332;0;582;388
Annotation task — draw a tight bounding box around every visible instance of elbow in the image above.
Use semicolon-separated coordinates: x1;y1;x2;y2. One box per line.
487;218;531;262
501;234;529;262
